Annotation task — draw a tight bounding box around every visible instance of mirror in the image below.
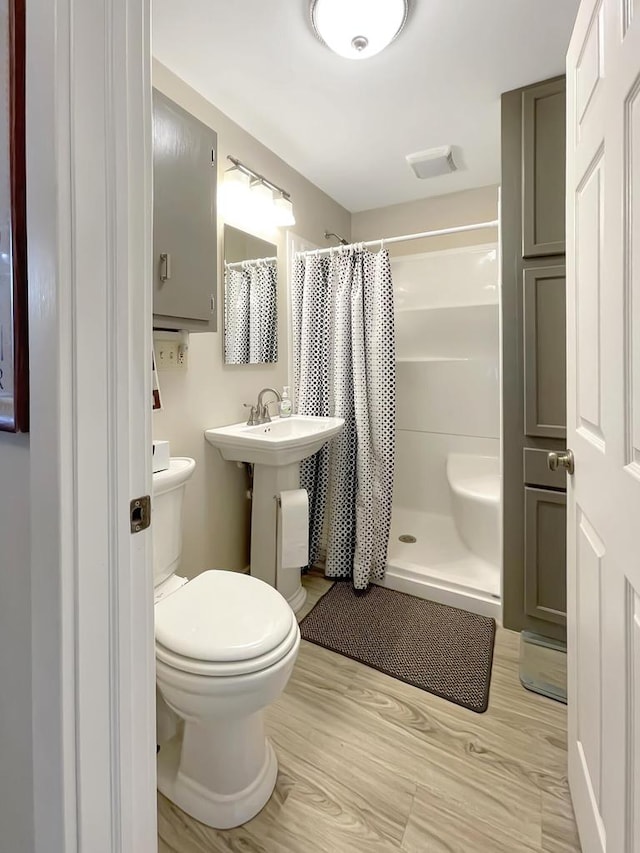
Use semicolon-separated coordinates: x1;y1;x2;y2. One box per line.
223;225;278;364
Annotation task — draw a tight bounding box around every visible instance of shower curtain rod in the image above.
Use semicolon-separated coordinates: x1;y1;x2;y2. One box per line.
297;220;499;256
224;256;277;270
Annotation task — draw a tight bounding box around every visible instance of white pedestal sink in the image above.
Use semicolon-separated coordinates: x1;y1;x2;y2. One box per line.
205;415;344;611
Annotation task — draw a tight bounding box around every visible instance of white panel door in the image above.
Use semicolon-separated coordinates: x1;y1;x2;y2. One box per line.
566;1;640;850
26;0;156;850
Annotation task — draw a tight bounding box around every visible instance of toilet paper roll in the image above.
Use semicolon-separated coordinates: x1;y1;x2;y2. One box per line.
277;489;309;569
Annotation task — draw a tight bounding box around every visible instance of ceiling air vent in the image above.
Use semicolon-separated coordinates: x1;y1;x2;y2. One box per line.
406;146;457;179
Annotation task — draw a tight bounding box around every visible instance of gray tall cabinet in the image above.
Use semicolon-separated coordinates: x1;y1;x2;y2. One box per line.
152;89;218;332
501;76;567;643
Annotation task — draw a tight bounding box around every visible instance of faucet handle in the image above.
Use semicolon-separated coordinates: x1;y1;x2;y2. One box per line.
257;403;272;424
243;403;257;426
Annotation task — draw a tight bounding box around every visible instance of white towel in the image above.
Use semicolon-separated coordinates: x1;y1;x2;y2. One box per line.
278;489;309;569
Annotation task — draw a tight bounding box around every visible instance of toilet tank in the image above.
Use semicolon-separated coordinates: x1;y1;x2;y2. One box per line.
151;457;196;588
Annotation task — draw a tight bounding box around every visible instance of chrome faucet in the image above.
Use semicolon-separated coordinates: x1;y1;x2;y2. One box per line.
243;388;282;425
256;387;282;424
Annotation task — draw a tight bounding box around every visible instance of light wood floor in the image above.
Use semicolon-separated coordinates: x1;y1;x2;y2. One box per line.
158;575;581;853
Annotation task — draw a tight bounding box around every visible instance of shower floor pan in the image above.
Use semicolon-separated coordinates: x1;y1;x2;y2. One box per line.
376;507;501;620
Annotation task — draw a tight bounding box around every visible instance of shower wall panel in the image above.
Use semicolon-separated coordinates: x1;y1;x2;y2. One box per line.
392;244;500;517
394;431;498;516
396;359;499;437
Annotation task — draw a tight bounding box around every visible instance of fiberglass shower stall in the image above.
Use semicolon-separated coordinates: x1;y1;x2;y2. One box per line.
377;241;502;619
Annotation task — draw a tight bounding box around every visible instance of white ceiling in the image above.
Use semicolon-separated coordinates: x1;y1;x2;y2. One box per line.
152;0;579;213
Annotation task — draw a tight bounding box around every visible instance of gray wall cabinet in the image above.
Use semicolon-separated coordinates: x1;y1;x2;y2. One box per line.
523;265;567;438
502;76;567;643
524;488;567;626
153;89;218;332
522;79;566;258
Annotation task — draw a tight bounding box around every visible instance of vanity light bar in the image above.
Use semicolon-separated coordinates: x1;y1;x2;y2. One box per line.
227;156;292;201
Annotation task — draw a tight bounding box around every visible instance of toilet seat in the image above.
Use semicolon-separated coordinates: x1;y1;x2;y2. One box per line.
155;569;298;676
156;617;299;677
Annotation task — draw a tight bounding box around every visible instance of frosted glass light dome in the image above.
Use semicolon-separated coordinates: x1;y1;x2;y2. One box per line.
311;0;408;60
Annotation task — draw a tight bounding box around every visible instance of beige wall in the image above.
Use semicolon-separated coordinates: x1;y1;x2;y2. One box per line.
151;61;351;578
352;185;499;256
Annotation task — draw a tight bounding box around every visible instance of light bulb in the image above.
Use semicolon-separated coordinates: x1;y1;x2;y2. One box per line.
273;194;296;227
219;166;251;223
249;180;276;227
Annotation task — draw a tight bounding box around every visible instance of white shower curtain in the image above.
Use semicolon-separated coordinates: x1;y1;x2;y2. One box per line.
292;245;395;590
224;260;278;364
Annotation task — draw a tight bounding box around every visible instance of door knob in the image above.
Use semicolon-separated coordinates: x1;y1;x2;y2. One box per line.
547;449;574;475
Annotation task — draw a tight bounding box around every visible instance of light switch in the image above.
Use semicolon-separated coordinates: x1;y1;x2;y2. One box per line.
155;340;188;370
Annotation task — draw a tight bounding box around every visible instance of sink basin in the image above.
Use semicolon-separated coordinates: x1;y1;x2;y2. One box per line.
205;415;345;466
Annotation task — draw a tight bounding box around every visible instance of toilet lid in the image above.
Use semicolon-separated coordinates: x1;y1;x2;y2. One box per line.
154;570;295;663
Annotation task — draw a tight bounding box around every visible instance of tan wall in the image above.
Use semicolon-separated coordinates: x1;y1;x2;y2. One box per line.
151;61;351;578
351;185;499;256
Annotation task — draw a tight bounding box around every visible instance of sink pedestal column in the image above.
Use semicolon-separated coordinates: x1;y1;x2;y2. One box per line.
250;462;307;613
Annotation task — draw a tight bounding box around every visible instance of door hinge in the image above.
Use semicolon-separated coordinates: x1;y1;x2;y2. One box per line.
130;495;151;534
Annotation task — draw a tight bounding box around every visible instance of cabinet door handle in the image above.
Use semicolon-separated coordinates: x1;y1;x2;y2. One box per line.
159;253;171;282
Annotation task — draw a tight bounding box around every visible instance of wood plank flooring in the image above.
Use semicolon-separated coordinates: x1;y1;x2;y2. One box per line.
158;575;581;853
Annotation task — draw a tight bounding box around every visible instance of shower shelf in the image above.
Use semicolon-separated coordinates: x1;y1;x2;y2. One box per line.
395;356;472;363
394;302;498;314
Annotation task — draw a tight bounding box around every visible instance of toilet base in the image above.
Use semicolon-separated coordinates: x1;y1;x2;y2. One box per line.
157;728;278;829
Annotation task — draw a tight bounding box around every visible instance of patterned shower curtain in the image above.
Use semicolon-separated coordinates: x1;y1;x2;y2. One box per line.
291;245;395;590
224;260;278;363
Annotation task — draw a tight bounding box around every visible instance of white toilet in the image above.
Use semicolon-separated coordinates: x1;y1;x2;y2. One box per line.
152;457;300;829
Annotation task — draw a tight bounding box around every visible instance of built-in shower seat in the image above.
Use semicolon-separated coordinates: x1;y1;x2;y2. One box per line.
446;454;500;568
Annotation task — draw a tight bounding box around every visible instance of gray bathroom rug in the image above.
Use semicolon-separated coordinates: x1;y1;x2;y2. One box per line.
299;582;496;713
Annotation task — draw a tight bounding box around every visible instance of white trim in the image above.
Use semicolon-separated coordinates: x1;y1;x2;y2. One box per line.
27;1;155;851
496;186;505;611
109;1;156;848
28;0;77;847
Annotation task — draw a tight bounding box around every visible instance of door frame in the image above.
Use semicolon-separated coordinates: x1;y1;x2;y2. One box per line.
26;1;156;850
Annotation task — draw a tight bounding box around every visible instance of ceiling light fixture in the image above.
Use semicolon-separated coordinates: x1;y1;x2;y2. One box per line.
310;0;409;60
